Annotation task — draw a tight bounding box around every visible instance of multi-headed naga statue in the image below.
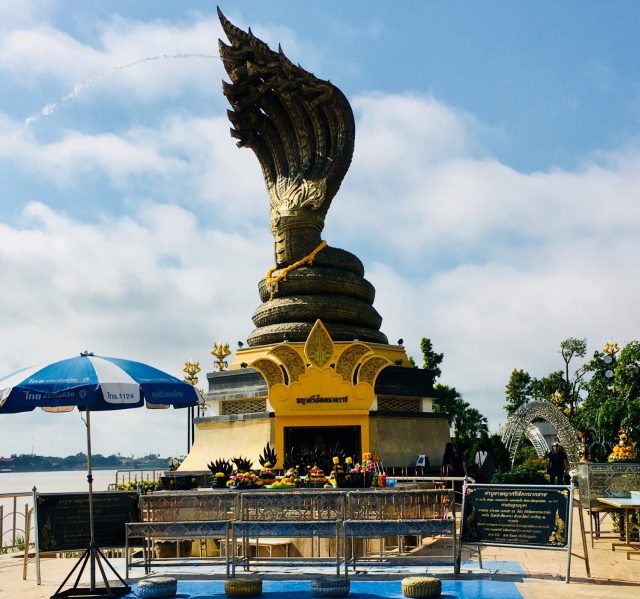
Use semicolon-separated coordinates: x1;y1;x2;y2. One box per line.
218;9;387;346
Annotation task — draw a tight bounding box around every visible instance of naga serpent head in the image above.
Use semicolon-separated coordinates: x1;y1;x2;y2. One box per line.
217;8;355;266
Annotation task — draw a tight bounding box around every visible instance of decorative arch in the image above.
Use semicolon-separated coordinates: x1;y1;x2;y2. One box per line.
523;423;551;458
501;401;580;468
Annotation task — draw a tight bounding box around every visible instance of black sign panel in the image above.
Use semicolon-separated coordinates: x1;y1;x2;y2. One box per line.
36;491;139;552
461;484;571;548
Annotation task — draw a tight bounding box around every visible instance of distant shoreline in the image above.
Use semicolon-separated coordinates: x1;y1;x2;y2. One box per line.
0;467;166;473
0;468;138;493
0;454;171;473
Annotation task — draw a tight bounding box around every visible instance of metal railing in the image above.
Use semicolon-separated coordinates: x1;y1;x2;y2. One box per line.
0;492;34;554
124;485;460;577
110;469;166;488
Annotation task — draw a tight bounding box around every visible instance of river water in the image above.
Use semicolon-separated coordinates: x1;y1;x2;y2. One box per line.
0;470;124;547
0;469;120;495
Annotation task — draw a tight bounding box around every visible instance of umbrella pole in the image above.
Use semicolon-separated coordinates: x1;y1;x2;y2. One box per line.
86;408;96;591
52;407;130;598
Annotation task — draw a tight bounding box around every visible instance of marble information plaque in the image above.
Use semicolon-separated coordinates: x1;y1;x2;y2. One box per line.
461;485;571;548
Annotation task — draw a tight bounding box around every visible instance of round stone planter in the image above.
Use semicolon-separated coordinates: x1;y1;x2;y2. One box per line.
224;577;263;597
401;576;441;598
136;576;177;598
310;576;350;598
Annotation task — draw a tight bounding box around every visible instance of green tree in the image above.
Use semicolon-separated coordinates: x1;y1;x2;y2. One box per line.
574;348;616;460
573;340;640;460
613;343;640;467
432;384;488;442
503;338;588;419
504;368;532;415
432;383;461;422
454;403;489;442
559;337;588;418
530;370;566;413
615;341;640;437
420;338;443;385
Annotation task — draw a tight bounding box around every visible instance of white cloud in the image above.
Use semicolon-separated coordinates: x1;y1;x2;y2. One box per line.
329;93;640;430
14;130;186;185
2;114;266;227
0;200;270;456
353;93;479;168
0;11;318;110
95;16;224;101
334;93;640;265
0;0;53;30
371;235;640;430
0;25;103;84
0;17;223;95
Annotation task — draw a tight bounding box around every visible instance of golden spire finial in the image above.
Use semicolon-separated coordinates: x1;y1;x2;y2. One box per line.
550;390;564;406
211;342;232;371
603;340;619;356
183;360;201;386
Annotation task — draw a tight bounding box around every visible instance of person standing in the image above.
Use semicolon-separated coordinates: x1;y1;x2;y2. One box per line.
547;441;568;485
474;441;495;483
441;442;455;476
454;443;470;477
453;443;470;495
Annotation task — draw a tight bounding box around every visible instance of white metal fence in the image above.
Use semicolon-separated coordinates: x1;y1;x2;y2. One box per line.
0;491;34;554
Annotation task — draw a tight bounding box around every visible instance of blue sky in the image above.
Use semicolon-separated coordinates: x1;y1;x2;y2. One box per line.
1;0;639;459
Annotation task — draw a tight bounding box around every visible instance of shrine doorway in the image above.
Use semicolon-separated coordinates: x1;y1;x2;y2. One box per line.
284;425;361;463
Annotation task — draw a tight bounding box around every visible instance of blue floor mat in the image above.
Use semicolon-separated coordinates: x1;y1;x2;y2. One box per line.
127;578;523;598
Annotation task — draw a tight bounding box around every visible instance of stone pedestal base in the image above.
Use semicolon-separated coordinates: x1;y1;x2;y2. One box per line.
401;576;441;598
224;578;263;597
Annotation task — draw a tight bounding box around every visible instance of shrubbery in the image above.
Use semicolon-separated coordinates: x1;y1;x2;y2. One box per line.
114;479;160;493
487;440;549;484
490;465;548;485
520;453;548;472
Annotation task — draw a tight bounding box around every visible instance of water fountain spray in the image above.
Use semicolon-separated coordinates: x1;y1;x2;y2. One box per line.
3;53;220;149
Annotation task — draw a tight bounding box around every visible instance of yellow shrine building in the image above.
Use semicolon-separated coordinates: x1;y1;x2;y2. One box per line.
180;321;449;470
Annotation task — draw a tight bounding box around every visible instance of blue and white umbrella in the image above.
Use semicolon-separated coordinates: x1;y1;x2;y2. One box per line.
0;351;201;598
0;351;199;413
